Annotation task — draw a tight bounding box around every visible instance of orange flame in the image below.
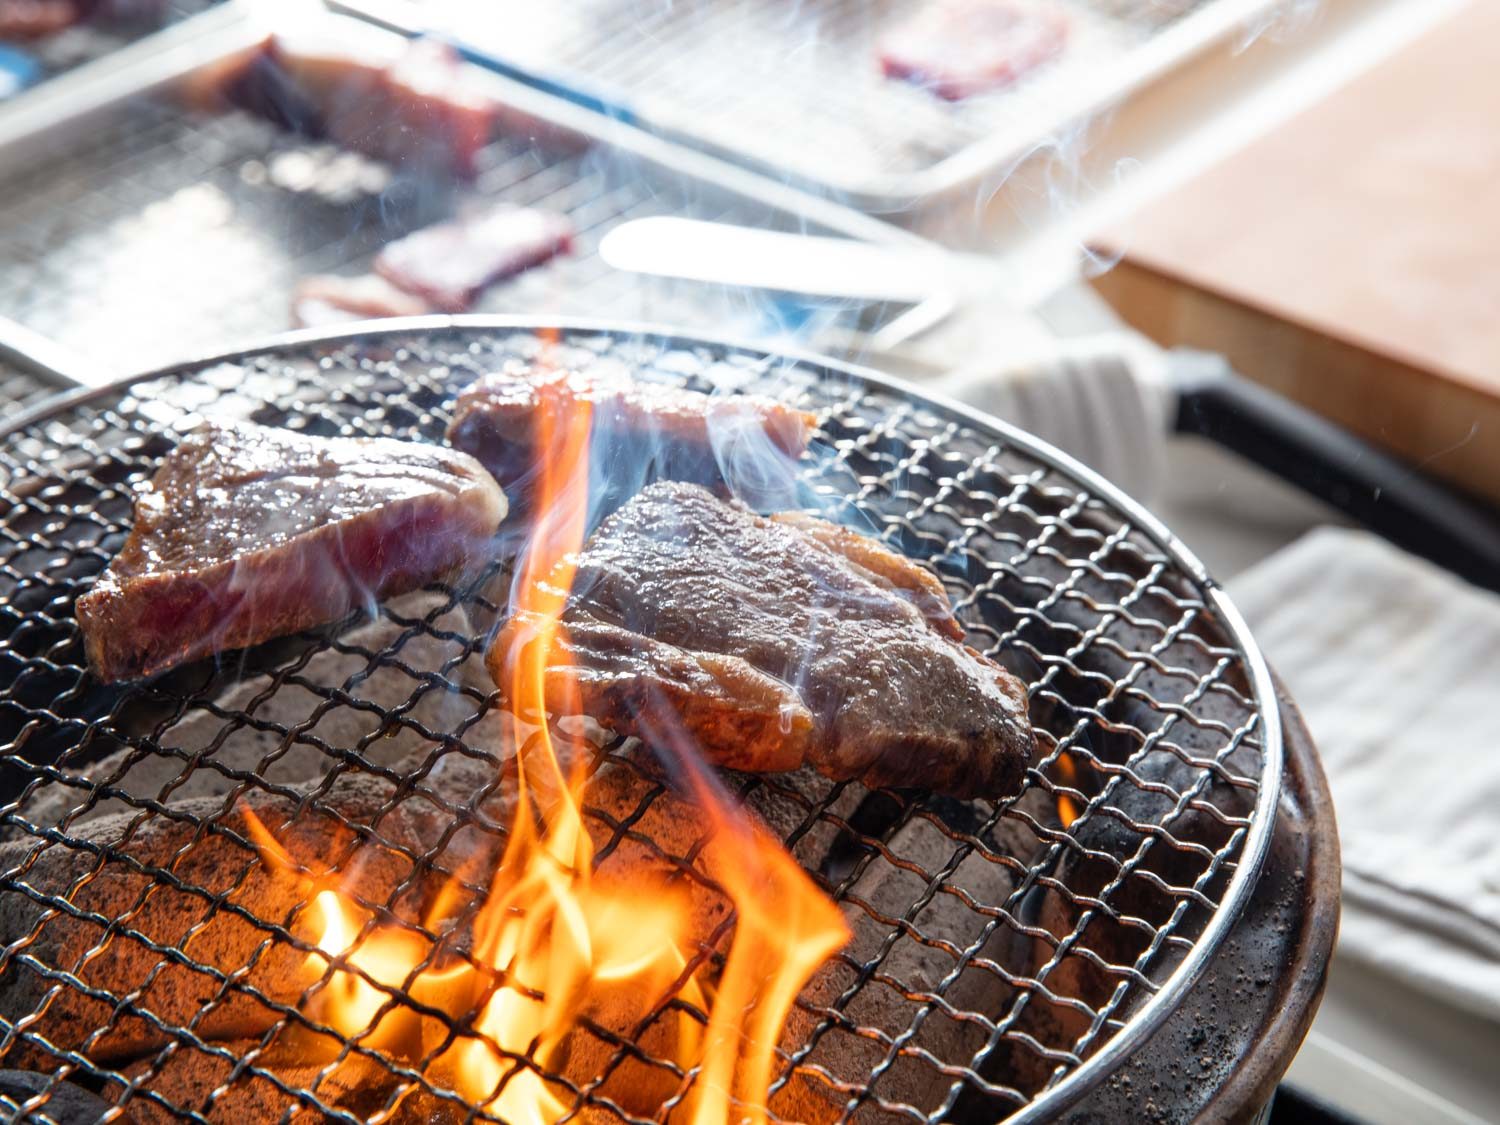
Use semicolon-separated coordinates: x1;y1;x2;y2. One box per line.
251;376;847;1122
683;784;848;1122
1054;752;1081;828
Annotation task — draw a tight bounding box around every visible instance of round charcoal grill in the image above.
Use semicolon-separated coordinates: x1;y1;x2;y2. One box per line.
0;319;1332;1124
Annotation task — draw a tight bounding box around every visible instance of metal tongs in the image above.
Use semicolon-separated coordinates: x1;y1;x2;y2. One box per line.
600;217;1033;352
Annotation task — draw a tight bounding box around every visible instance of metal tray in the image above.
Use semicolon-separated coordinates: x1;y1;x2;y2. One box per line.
335;0;1291;214
0;8;942;392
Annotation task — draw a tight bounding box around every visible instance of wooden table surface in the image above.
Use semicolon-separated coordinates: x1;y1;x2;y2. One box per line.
1090;0;1500;505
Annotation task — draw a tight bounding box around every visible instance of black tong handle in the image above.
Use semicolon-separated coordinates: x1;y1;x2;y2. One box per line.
1170;351;1500;593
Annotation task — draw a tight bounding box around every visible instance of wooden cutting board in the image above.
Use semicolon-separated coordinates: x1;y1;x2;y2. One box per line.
1090;0;1500;506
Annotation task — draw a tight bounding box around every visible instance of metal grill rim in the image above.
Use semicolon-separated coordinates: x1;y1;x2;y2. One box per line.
0;316;1283;1124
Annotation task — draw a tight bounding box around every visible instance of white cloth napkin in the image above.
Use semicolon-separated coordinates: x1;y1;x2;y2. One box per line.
1230;526;1500;1023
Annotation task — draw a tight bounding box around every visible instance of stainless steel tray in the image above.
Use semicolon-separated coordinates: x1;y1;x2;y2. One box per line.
0;7;942;390
336;0;1291;214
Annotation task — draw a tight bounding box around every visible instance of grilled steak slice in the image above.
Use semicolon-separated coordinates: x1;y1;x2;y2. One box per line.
76;420;506;682
489;482;1033;799
374;204;573;312
878;0;1068;101
447;365;815;494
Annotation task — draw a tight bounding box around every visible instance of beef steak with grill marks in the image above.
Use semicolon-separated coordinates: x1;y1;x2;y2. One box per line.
490;482;1034;799
76;420;506;682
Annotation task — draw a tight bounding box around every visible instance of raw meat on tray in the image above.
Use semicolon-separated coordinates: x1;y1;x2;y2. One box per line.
201;25;498;178
374;204;574;312
878;0;1068;101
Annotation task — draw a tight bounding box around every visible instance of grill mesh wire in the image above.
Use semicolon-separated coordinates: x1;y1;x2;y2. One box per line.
0;91;896;379
415;0;1220;192
0;325;1273;1123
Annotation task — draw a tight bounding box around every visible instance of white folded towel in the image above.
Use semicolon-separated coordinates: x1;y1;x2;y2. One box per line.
899;332;1174;505
1230;527;1500;1023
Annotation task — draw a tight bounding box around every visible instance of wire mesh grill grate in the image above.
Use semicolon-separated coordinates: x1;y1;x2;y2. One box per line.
0;323;1277;1123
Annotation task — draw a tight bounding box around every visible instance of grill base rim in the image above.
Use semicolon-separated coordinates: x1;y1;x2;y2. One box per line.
1061;675;1339;1123
0;314;1289;1123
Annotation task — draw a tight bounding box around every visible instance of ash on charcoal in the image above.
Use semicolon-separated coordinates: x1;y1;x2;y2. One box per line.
613;737;871;884
773;788;1058;1123
738;767;870;880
